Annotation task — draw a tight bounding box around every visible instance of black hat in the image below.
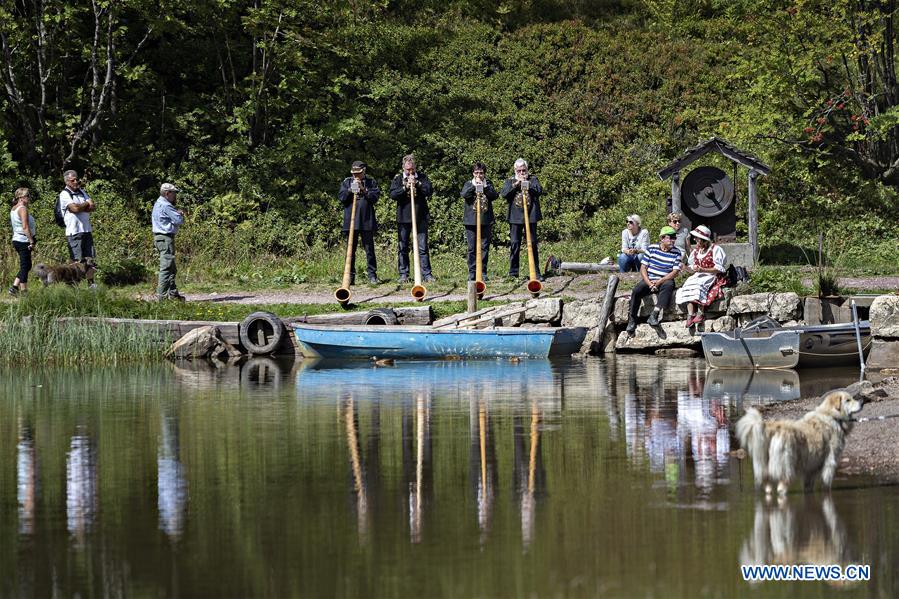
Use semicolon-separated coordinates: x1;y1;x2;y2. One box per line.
350;161;366;173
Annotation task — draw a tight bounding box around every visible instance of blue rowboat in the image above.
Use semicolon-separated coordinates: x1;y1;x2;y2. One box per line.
292;324;586;360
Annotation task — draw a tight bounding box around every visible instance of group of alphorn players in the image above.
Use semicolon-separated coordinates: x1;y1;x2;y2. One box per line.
336;154;544;304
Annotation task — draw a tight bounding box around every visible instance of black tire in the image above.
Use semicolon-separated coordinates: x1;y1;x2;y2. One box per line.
362;308;398;325
239;311;285;355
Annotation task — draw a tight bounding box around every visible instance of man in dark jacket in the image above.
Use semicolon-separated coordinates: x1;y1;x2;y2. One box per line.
500;158;543;281
388;154;434;283
460;161;498;282
338;160;380;284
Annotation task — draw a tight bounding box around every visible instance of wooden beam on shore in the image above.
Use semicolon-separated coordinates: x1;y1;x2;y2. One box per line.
282;306;432;326
56;317;242;346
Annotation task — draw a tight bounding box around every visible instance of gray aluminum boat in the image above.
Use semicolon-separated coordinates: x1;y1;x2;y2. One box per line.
700;316;870;369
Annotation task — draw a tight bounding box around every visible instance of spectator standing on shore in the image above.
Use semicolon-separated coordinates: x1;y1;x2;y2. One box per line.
618;214;649;272
152;183;185;301
9;188;36;295
58;169;97;288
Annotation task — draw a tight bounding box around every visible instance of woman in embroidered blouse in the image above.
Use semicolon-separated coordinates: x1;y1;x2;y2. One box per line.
674;225;727;327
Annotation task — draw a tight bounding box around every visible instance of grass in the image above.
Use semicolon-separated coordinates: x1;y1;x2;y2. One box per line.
0;286;501;365
0;312;161;366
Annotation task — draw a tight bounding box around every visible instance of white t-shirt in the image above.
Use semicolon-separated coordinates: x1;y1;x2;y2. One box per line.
59;187;93;236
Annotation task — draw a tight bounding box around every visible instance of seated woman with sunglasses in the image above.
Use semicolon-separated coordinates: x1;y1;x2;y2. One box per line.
675;225;727;328
617;214;649;272
667;212;691;258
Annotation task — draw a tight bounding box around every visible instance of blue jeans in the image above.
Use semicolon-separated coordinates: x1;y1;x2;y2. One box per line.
617;253;641;272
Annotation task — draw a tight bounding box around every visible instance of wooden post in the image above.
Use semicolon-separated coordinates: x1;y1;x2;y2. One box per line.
467;281;478;313
748;169;758;263
595;275;619;349
671;171;681;213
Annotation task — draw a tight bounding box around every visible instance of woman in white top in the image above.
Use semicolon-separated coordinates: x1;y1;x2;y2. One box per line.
675;225;727;327
9;187;36;295
617;214;649;272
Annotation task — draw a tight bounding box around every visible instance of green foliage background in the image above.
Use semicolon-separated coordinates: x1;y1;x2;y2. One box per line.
1;0;898;284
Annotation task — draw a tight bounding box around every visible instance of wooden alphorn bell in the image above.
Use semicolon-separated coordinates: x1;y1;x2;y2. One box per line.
408;176;427;301
474;181;486;299
334;179;361;306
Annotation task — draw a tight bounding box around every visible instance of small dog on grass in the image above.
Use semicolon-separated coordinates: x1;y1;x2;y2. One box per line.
33;259;97;287
736;390;862;495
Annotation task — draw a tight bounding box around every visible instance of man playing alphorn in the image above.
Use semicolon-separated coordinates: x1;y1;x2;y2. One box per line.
460;161;498;282
500;158;543;281
338;160;380;285
389;154;435;283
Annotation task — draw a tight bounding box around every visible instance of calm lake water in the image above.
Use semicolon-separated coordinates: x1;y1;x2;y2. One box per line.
1;356;896;597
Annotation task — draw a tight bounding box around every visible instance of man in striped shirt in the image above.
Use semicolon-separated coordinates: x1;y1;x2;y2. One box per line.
626;226;684;335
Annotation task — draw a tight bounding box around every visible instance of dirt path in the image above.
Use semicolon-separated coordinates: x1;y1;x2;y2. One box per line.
181;272;641;305
180;273;898;306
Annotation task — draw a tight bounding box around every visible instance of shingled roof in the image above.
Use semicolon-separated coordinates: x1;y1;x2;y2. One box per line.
657;137;771;181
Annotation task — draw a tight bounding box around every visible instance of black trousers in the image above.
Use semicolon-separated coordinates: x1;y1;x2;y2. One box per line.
12;240;32;283
344;230;377;281
464;224;491;281
397;223;432;278
509;223;540;278
629;279;675;319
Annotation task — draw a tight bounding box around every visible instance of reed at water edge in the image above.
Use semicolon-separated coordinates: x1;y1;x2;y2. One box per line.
0;286;162;366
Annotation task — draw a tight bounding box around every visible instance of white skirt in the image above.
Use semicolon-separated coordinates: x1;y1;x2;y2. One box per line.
676;273;717;305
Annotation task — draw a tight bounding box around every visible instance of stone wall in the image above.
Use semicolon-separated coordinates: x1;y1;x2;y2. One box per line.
558;288;883;357
866;295;899;372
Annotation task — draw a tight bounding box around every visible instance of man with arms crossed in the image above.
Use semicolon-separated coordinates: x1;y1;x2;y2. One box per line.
59;169;97;288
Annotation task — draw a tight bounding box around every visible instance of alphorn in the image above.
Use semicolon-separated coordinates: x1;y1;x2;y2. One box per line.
334;179;361;305
520;179;542;296
409;176;427;301
474;182;486;298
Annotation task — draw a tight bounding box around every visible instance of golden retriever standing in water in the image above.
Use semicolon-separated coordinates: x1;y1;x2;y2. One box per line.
736;391;862;495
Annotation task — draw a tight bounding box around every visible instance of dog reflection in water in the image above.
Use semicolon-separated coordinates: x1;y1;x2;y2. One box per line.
740;496;854;585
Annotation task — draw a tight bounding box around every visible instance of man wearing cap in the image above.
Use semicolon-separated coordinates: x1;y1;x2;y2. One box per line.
152;183;186;301
626;225;684;335
500;158;543;281
59;169;97;287
389;154;435;283
338;161;381;284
